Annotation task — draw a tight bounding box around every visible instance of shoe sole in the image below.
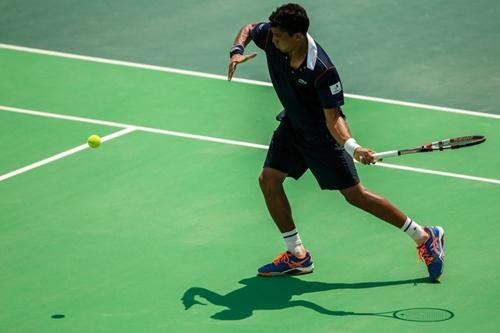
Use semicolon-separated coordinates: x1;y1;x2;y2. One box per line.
258;264;314;277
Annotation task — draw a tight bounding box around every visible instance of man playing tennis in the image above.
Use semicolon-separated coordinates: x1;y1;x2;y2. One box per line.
227;3;445;282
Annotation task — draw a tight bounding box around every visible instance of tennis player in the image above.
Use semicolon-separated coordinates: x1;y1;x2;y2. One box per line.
228;3;445;282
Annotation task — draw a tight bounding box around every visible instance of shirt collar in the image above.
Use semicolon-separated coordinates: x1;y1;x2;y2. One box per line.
306;33;317;70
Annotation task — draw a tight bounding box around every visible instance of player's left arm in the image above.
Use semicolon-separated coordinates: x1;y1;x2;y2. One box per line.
227;24;258;81
323;108;375;165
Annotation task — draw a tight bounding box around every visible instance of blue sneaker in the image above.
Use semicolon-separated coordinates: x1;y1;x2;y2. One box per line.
417;226;445;282
257;251;314;276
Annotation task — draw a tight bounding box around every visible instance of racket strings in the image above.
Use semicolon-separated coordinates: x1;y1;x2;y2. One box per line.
431;135;485;150
394;308;453;322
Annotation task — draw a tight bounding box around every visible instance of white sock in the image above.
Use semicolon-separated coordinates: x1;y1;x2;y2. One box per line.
282;228;305;257
401;217;428;244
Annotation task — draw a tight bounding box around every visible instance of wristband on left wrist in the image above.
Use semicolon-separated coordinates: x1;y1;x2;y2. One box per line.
230;44;245;58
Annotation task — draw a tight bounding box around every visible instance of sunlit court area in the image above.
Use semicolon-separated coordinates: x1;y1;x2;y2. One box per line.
1;1;499;332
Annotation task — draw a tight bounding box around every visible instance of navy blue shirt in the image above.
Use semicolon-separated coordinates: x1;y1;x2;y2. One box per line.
251;22;344;139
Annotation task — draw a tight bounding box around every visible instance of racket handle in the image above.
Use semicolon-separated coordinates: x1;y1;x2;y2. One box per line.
373;150;399;161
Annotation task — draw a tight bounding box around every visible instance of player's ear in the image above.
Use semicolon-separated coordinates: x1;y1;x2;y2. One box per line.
294;32;305;42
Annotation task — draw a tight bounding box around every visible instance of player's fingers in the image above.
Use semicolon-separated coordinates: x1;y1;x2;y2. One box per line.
364;149;375;164
241;52;257;63
227;62;236;81
365;153;375;164
246;52;257;60
358;153;373;165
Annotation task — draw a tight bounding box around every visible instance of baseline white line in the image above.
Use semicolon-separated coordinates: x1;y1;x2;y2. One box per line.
132;125;268;150
0;104;128;128
374;162;500;185
345;94;500;119
1;43;499;120
0;127;135;182
1;104;498;185
0;105;267;150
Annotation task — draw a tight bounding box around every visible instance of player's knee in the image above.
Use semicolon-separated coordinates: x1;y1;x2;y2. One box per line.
258;171;283;194
258;173;272;193
344;193;362;207
342;187;368;208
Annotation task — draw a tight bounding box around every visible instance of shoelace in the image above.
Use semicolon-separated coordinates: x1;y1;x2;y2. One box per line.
417;236;440;265
272;252;291;265
417;245;433;265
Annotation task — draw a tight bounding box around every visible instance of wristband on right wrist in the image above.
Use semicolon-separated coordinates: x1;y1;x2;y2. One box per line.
230;44;245;58
344;138;361;157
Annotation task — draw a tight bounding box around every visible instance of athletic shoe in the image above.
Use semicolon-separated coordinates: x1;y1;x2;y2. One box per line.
417;226;445;282
257;251;314;276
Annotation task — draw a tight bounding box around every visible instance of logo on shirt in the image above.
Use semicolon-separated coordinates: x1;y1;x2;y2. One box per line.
298;79;308;85
330;82;342;95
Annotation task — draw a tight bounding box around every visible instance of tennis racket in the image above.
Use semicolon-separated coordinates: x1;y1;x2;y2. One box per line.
350;307;455;322
373;135;486;161
315;307;454;322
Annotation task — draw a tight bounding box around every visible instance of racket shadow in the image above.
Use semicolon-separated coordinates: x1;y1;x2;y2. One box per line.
181;276;453;321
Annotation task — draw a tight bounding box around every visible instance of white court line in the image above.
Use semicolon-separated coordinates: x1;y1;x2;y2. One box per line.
1;105;499;185
0;127;135;182
374;162;500;185
0;105;268;150
1;42;499;120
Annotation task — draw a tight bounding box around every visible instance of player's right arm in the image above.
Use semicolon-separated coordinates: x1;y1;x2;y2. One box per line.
227;24;258;81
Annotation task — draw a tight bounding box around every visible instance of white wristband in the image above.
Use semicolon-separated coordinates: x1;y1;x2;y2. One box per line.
344;138;361;157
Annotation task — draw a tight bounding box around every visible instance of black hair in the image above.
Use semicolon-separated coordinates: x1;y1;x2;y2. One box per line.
269;3;309;35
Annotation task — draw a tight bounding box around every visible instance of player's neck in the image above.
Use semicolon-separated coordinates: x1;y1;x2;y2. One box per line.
288;38;308;70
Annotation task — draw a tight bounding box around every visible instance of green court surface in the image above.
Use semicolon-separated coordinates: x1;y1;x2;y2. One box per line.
1;46;500;333
1;2;500;332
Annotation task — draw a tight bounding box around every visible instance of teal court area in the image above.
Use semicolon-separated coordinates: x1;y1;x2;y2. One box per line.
1;1;499;332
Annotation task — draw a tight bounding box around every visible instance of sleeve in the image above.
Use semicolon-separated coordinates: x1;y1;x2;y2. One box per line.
250;22;271;50
315;67;344;109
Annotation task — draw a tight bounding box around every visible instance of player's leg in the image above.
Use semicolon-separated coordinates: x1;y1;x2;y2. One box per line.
256;119;314;276
303;138;444;281
258;167;295;234
339;183;410;229
302;138;426;242
340;183;445;281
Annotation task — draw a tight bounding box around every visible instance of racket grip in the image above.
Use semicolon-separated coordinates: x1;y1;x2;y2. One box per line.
373;150;399;161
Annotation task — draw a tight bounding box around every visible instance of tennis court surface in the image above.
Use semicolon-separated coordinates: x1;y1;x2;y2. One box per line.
1;2;499;333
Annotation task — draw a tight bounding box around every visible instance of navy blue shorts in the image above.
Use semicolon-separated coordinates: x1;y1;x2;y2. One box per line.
264;118;359;190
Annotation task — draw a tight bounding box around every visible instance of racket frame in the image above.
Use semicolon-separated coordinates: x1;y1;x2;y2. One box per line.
373;135;485;161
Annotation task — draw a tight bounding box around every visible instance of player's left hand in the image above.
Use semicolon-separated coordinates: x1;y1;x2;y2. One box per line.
227;52;257;81
354;147;376;165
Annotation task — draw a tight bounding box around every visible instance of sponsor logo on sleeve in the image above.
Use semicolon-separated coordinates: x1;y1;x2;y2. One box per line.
330;82;342;95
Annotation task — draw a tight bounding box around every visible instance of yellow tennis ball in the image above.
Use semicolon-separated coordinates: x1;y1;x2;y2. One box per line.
87;135;101;148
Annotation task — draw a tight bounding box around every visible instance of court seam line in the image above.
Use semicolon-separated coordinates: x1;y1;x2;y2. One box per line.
0;127;135;182
0;105;268;150
1;104;499;185
1;42;499;120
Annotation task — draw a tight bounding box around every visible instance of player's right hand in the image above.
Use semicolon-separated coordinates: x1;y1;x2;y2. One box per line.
354;147;376;165
227;53;257;81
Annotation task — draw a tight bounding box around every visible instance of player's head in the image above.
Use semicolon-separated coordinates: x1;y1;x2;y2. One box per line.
269;3;309;35
269;3;309;52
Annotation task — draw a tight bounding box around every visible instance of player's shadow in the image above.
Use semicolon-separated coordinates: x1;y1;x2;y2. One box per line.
182;276;431;320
